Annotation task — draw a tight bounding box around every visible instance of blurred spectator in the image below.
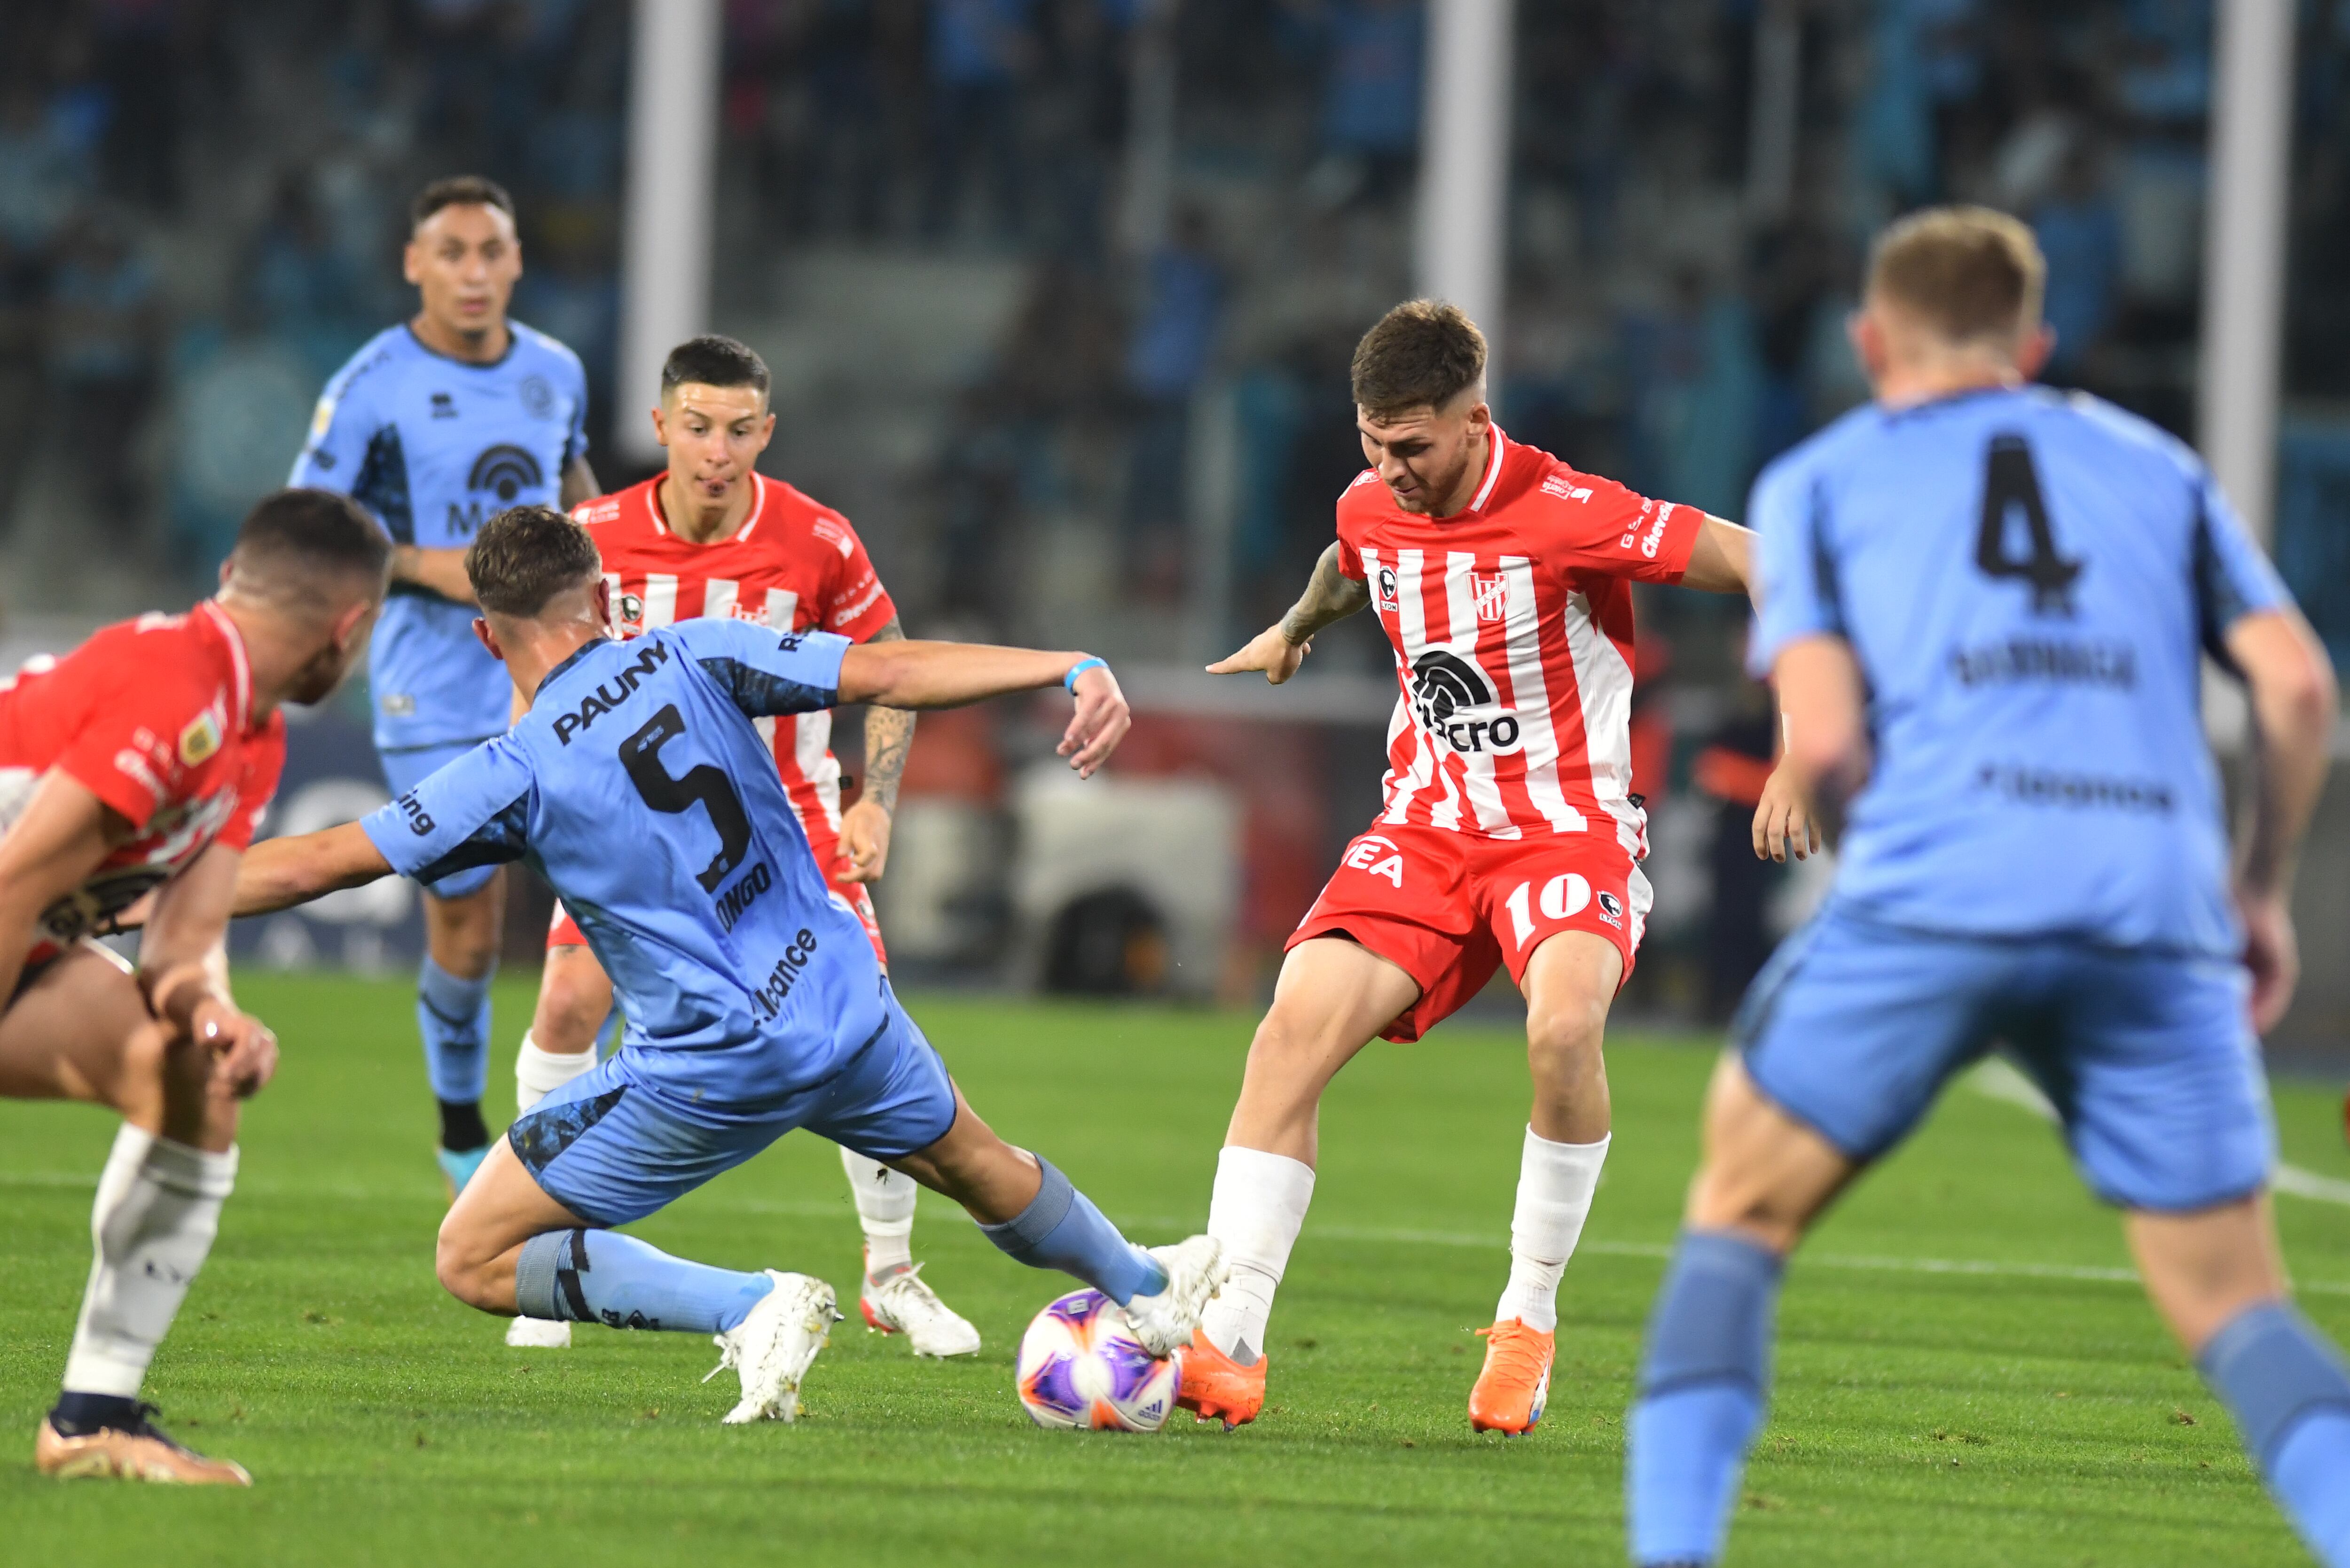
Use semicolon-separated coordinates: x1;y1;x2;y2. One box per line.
1026;0;1132;259
1124;206;1224;597
0;79;94;253
1294;0;1425;210
514;207;620;430
1623;272;1762;521
243;170;365;375
2032;142;2122;381
0;234;44;534
1692;684;1779;1023
925;0;1039;240
46;207;162;542
92;0;185;211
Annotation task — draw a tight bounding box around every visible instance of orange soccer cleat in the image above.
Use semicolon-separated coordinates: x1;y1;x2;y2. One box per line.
1468;1318;1555;1435
36;1408;252;1485
1175;1329;1267;1429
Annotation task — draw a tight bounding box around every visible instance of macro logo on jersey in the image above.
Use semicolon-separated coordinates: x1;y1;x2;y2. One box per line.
450;444;546;536
1409;649;1522;755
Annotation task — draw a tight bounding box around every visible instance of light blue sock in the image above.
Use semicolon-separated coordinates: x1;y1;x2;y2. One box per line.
514;1229;775;1333
1627;1230;1785;1567
417;955;494;1107
976;1156;1165;1305
2198;1301;2350;1567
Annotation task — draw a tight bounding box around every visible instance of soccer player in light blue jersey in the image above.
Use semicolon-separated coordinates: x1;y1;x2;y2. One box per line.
290;177;600;1198
1626;208;2350;1566
225;505;1226;1423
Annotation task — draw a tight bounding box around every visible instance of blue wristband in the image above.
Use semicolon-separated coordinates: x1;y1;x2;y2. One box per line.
1064;656;1107;693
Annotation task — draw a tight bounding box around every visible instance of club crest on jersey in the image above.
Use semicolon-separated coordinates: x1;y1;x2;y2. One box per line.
1596;890;1624;927
1375;565;1400;612
177;703;223;766
1408;649;1523;755
1469;571;1510;624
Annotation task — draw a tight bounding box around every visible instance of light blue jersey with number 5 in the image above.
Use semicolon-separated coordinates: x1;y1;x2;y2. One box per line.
1747;386;2293;958
357;619;886;1125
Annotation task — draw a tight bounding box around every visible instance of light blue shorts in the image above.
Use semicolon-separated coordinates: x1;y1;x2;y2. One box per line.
379;741;502;898
505;996;959;1226
1735;907;2276;1213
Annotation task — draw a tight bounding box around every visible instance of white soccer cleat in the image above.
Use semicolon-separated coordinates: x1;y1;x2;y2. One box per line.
704;1271;841;1425
861;1263;983;1358
1123;1235;1228;1359
506;1317;572;1349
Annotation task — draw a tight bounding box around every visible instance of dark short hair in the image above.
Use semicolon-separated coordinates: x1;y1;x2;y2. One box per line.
1350;300;1487;419
1868;206;2045;346
466;505;602;618
410;175;516;233
233;489;390;597
661;334;770;399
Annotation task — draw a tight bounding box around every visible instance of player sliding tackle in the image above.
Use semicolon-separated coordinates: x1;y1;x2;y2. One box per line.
1189;299;1805;1434
1627;209;2350;1567
7;492;390;1484
229;504;1225;1423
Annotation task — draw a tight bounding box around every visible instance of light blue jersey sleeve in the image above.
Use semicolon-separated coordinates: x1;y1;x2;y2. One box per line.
2191;464;2292;653
1746;454;1841;678
671;619;852;718
360;734;537;885
289;338;392;502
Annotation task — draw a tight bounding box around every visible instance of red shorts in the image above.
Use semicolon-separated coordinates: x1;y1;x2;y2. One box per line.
548;876;888;966
1287;820;1649;1043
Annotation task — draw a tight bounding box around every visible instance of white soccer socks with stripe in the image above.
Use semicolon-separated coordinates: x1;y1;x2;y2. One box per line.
61;1123;238;1399
842;1147;919;1276
515;1031;599;1115
1493;1126;1610;1333
1200;1145;1317;1366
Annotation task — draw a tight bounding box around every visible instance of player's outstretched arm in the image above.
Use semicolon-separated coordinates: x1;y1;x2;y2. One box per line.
1680;515;1758;595
1768;634;1871;828
140;842;278;1098
390;545;478;604
1208;541;1369;684
2226;606;2338;1031
230;822;398;917
838;642;1129;777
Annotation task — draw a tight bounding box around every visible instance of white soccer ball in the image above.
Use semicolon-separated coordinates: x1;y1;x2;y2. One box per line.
1016;1288;1181;1432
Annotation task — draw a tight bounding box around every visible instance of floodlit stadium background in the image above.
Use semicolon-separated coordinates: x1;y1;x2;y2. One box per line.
0;0;2345;1048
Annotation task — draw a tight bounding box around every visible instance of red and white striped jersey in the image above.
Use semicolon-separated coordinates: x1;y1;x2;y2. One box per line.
570;472;897;870
1335;426;1700;851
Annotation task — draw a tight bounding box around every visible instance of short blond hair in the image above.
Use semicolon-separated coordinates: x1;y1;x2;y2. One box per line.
1867;206;2045;348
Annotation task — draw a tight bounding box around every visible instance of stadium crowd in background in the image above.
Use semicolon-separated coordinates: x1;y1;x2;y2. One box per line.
5;0;2350;1012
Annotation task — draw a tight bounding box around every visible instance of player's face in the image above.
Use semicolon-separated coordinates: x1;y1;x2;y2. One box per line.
403;204;521;341
288;597;382;706
654;384;776;507
1358;394;1491;516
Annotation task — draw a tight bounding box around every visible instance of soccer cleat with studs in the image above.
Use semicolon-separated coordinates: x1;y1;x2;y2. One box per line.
36;1405;252;1486
1175;1327;1267;1429
506;1316;572;1349
704;1271;841;1424
1467;1317;1555;1435
859;1255;982;1358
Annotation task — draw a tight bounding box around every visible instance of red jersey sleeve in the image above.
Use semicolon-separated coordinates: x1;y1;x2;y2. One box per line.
1333;471;1382;580
219;714;287;852
50;659;208;833
1536;464;1702;583
812;512;898;641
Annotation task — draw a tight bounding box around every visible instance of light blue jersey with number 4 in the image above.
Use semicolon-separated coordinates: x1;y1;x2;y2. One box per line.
1747;386;2293;958
358;619;886;1124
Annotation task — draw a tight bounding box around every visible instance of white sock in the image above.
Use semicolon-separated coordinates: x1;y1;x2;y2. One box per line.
842;1147;916;1277
61;1124;237;1398
515;1031;597;1115
1492;1126;1609;1333
1198;1145;1316;1365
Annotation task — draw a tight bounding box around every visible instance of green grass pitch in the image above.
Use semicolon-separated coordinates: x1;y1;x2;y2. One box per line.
4;975;2349;1565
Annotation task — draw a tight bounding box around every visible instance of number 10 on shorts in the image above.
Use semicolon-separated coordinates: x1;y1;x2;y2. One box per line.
1504;874;1592;950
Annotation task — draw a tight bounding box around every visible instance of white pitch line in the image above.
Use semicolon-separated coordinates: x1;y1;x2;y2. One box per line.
1968;1058;2350;1208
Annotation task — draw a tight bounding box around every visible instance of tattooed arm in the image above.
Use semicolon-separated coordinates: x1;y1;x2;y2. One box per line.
839;615;913;884
1205;541;1371;685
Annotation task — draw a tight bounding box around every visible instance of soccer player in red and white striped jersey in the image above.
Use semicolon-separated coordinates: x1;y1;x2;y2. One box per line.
1178;301;1808;1435
505;336;979;1359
